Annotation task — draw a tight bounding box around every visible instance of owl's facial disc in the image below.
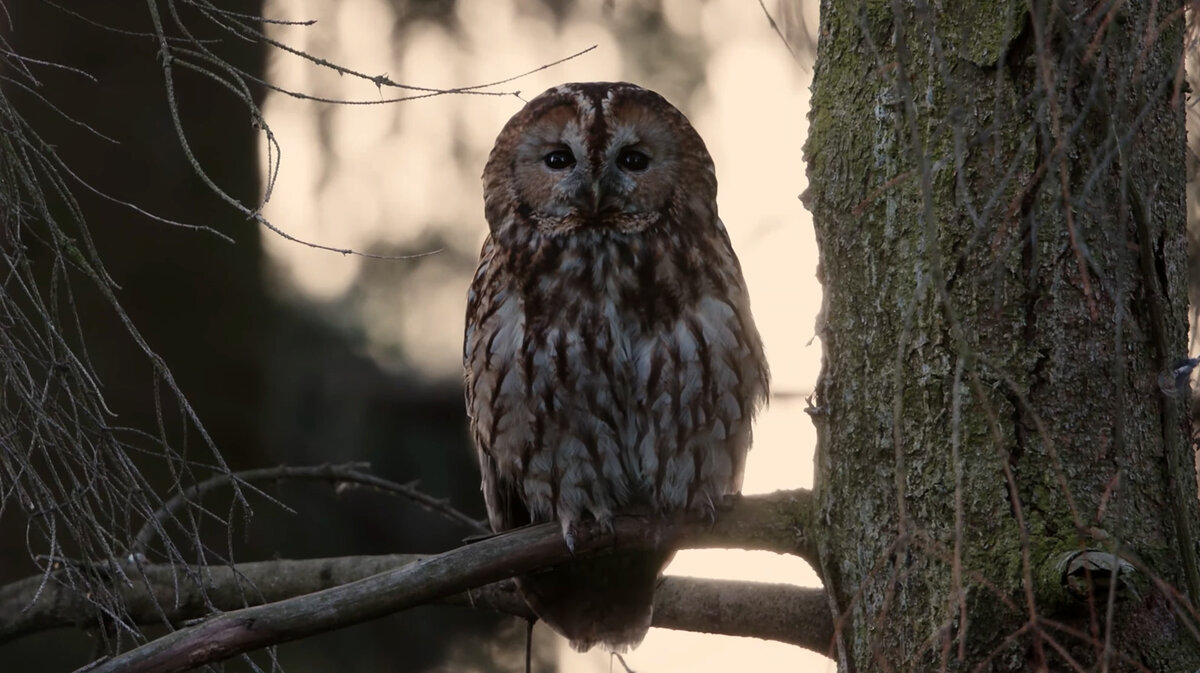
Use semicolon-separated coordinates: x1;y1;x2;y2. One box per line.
539;143;653;217
535;142;600;215
486;82;716;240
527;142;664;240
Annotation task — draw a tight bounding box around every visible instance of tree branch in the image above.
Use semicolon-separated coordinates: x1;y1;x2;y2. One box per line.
696;489;817;559
1;556;831;652
653;576;830;648
9;489;814;672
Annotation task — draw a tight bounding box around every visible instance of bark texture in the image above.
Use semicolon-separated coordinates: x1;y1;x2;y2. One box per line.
804;0;1200;670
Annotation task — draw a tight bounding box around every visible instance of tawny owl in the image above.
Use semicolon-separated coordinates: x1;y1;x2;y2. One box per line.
464;82;769;652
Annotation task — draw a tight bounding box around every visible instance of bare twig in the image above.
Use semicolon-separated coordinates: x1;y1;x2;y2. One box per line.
132;462;488;554
757;0;800;62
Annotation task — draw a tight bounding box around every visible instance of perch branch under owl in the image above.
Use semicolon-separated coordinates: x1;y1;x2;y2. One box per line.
1;560;830;650
23;489;816;673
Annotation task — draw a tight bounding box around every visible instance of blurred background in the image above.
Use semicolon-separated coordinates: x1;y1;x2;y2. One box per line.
0;1;827;671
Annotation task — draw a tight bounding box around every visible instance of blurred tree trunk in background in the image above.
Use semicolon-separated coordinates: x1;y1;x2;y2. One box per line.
3;0;270;462
804;0;1200;670
1;2;270;669
0;2;502;671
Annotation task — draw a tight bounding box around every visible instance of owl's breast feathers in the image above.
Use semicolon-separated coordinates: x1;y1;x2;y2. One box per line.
465;227;767;535
465;227;767;651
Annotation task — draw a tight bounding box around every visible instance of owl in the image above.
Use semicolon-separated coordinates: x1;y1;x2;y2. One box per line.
464;82;769;652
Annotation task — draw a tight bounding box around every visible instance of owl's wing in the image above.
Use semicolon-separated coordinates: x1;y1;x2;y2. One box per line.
463;236;494;407
476;452;530;532
464;235;533;531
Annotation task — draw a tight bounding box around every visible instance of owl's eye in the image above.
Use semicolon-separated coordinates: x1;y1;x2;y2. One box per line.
617;149;650;171
543;149;576;170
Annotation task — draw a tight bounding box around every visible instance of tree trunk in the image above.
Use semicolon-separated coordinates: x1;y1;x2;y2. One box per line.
804;1;1200;670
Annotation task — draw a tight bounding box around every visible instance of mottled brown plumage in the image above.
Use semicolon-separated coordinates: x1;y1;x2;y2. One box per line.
464;82;768;652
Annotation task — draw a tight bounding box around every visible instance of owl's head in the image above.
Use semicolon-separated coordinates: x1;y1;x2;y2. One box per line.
482;82;717;240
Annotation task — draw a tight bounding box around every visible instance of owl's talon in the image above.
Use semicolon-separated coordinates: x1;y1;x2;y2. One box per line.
704;494;718;523
562;522;577;554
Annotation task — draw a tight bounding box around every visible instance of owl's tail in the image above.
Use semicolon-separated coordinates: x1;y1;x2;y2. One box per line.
517;547;676;652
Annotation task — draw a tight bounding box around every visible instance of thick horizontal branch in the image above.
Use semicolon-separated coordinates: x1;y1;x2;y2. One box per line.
698;489;817;559
653;576;830;648
3;490;814;644
31;489;814;673
0;555;831;651
1;555;435;645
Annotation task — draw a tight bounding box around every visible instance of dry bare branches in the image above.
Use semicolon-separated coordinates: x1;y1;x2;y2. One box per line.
3;489;817;673
2;556;831;656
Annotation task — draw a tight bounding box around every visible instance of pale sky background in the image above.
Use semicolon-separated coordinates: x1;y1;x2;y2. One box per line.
259;1;829;670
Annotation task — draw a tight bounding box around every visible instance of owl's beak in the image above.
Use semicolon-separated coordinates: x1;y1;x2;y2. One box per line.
590;179;603;213
575;179;603;214
572;177;606;215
